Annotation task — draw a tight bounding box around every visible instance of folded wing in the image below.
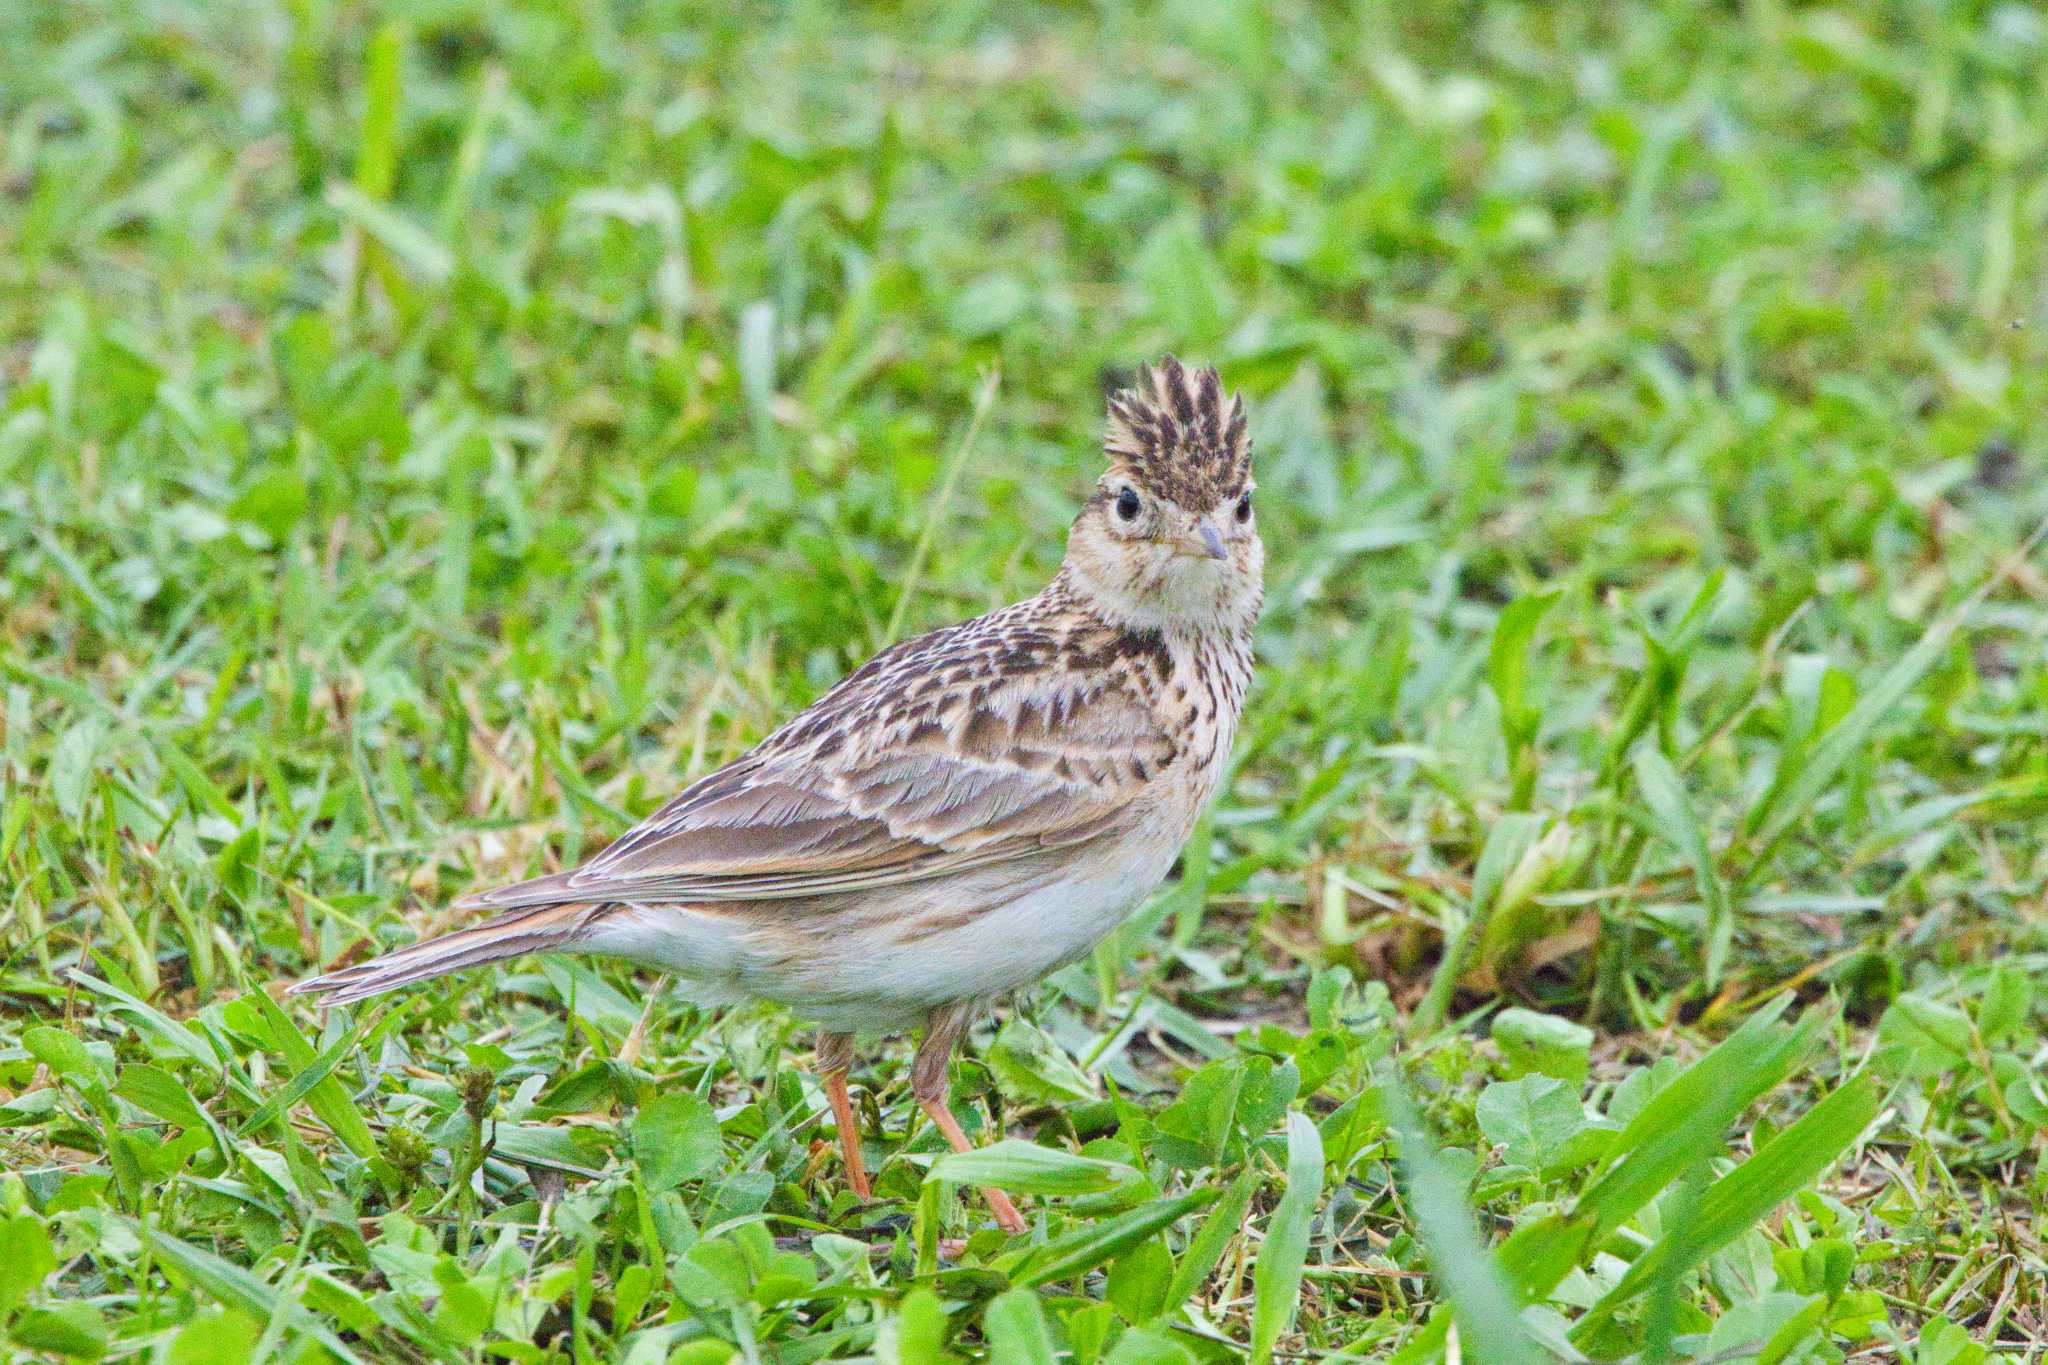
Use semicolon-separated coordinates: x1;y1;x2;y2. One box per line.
459;625;1175;911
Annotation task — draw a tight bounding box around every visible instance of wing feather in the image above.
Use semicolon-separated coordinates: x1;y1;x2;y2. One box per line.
458;612;1176;912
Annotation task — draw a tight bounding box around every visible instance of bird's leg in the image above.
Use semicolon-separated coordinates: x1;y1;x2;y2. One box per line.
912;1002;1027;1235
815;1029;870;1199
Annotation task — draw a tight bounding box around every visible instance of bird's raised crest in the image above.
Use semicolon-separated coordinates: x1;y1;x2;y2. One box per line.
1103;356;1251;510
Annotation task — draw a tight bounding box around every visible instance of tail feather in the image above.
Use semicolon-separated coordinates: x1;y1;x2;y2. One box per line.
450;867;586;913
288;903;605;1005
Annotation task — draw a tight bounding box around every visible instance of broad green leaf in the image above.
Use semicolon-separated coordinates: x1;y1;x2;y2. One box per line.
2005;1073;2048;1129
1801;1238;1855;1298
490;1123;606;1177
1475;1075;1583;1171
23;1025;97;1083
1875;993;1973;1078
947;274;1030;339
11;1303;107;1360
665;1341;739;1365
632;1093;724;1191
227;470;309;543
1107;1238;1172;1325
164;1309;261;1365
1065;1305;1116;1365
0;1214;56;1316
535;960;643;1035
1914;1316;1989;1365
431;1260;494;1347
1104;1325;1195;1364
1149;1058;1245;1169
986;1015;1099;1104
983;1288;1056;1365
886;1286;949;1365
1493;1008;1593;1085
1710;1293;1823;1365
1236;1056;1302;1145
48;718;104;823
1977;965;2031;1045
1135;214;1232;343
114;1064;213;1133
613;1262;653;1336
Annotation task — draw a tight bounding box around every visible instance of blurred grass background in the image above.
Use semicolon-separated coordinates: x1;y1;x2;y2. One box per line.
4;1;2048;1360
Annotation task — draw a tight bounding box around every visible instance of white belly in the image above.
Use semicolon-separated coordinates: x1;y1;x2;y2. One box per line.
805;840;1178;1018
580;837;1180;1034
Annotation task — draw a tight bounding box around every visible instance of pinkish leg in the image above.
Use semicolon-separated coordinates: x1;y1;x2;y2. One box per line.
816;1031;870;1199
912;1003;1026;1236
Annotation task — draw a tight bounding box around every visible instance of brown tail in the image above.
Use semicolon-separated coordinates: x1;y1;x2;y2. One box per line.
287;903;606;1005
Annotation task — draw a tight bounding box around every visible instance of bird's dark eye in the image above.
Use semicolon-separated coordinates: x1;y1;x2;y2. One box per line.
1115;487;1141;521
1234;492;1253;523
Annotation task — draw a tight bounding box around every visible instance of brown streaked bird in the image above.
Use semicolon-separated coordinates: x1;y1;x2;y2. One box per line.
291;357;1263;1235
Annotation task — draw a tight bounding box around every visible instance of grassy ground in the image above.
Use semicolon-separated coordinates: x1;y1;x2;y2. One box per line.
5;0;2048;1360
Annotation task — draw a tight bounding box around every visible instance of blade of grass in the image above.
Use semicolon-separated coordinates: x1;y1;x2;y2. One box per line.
1746;514;2048;857
132;1220;368;1365
1250;1112;1324;1365
1377;1067;1542;1365
1634;748;1734;989
237;991;393;1156
326;184;454;285
347;19;405;311
355;22;401;202
1000;1187;1219;1289
926;1140;1138;1195
1495;993;1819;1299
66;970;241;1089
883;367;998;647
1414;812;1543;1035
1163;1165;1260;1316
1570;1069;1884;1342
1488;590;1559;811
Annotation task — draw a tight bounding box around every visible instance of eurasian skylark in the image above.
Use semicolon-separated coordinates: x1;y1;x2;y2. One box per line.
292;357;1264;1234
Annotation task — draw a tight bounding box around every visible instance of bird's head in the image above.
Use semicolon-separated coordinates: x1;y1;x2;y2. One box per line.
1063;357;1264;634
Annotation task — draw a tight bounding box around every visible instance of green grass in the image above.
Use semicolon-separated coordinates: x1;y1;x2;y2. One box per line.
5;1;2048;1360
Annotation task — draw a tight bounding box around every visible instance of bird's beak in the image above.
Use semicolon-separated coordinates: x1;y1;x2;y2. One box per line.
1171;523;1228;564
